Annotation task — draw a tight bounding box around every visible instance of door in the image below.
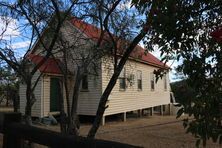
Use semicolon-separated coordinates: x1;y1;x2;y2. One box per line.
50;78;61;112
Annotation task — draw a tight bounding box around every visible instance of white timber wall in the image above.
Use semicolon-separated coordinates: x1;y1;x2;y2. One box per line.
59;21;103;116
19;71;42;117
76;67;102;116
41;75;50;117
101;57;171;116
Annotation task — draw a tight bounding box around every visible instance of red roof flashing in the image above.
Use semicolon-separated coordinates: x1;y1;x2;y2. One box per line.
28;54;62;74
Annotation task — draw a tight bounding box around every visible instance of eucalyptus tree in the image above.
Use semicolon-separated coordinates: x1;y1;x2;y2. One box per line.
131;0;222;146
0;65;18;110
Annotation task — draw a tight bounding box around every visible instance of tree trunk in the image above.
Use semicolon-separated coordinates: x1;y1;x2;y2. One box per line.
87;71;119;138
58;79;67;134
25;80;32;125
13;94;19;112
68;67;82;136
87;25;149;138
6;84;9;106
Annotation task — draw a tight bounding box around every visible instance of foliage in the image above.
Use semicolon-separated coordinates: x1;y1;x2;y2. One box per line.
132;0;222;146
0;65;19;109
170;80;196;105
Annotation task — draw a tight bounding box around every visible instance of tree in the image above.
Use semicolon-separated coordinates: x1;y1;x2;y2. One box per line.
131;0;222;146
87;0;157;138
0;65;19;111
49;21;107;135
49;0;138;136
0;0;88;124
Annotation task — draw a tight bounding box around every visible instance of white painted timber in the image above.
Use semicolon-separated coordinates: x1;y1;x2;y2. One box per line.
19;71;42;117
101;57;171;116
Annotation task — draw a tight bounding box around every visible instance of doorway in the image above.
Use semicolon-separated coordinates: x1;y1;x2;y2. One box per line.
50;78;61;112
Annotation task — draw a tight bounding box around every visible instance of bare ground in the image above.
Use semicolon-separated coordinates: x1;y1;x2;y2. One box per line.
36;115;221;148
91;115;221;148
1;115;221;148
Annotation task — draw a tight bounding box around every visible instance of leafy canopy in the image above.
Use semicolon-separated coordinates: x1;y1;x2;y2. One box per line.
132;0;222;146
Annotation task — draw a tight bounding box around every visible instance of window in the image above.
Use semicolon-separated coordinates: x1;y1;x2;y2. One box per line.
128;74;135;86
82;74;88;90
150;72;155;91
137;70;142;90
164;74;167;90
119;68;126;90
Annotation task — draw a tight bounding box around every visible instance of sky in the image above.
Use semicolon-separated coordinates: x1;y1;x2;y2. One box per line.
0;17;30;57
151;49;181;82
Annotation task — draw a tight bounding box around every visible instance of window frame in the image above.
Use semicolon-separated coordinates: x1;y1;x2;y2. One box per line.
164;74;167;91
81;74;89;91
137;70;142;91
119;68;126;91
150;72;155;91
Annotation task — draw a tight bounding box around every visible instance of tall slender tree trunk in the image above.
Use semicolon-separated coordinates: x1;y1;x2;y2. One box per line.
58;79;67;134
87;71;120;138
25;80;32;125
87;25;150;138
13;92;19;112
68;67;82;136
6;84;9;106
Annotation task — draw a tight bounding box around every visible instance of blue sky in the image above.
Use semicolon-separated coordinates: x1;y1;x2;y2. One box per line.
0;17;30;57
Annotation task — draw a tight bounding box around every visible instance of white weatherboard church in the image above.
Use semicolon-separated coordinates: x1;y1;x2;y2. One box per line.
19;18;172;125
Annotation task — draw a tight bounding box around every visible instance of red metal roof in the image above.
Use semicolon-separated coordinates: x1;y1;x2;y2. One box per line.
70;18;102;40
70;18;169;69
27;54;62;74
210;27;222;42
132;45;168;68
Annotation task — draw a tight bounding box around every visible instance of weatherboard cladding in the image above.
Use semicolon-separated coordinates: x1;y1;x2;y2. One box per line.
101;57;170;116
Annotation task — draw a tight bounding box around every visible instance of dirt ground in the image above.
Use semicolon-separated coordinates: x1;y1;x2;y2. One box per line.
36;115;221;148
1;115;221;148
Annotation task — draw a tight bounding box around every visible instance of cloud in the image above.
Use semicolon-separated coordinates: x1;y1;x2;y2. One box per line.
118;0;131;10
0;17;20;40
11;40;30;49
